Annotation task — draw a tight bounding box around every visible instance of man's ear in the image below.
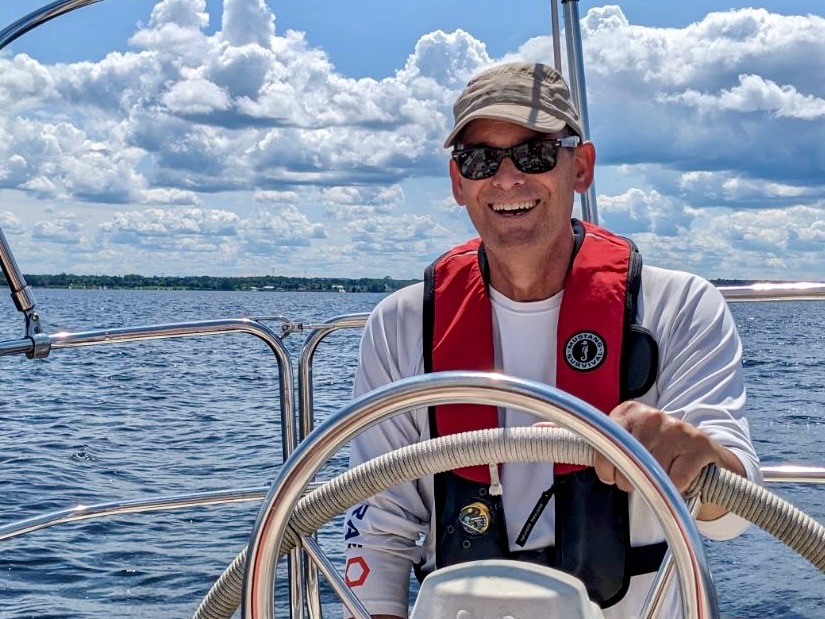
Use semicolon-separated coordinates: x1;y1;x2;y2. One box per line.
573;142;596;194
449;158;467;206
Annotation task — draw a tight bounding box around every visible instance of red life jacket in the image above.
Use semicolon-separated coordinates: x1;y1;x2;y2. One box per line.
424;219;649;480
421;220;663;604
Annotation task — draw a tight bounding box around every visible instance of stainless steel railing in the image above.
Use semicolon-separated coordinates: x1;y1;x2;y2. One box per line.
1;464;821;545
718;282;825;302
0;314;307;618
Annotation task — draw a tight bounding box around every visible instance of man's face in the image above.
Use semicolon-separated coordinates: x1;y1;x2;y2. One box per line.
449;118;592;255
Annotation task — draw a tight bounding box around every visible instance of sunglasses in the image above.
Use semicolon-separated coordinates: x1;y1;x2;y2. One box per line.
452;136;581;180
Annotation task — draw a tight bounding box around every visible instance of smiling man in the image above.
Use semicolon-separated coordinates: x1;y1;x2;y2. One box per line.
343;62;760;618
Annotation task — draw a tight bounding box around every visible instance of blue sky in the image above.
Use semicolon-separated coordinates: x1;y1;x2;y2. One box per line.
0;0;823;280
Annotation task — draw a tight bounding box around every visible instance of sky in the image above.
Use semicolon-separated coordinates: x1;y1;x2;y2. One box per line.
0;0;823;280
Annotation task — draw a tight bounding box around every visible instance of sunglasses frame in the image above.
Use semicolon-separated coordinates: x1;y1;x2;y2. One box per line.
452;135;581;180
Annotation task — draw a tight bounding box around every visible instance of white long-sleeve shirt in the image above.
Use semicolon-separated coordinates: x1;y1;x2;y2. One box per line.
343;265;761;618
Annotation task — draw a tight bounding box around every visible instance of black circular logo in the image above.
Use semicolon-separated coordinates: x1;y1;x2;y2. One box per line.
564;331;607;371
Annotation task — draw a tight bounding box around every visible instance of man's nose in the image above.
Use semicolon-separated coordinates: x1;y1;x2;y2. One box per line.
491;156;526;189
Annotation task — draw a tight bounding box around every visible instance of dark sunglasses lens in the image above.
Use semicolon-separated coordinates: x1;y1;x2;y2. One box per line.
512;141;558;174
456;149;503;180
455;140;562;179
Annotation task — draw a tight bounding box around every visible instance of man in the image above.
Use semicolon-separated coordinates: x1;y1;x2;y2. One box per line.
343;62;760;618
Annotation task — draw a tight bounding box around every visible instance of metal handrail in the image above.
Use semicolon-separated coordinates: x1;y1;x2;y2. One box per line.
0;465;820;543
0;481;330;543
2;318;296;462
0;487;267;542
297;314;370;441
0;315;302;617
295;313;369;618
718;282;825;302
43;317;303;619
762;465;825;484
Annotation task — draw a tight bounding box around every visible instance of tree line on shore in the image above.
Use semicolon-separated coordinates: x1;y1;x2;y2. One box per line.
8;273;421;293
1;273;798;293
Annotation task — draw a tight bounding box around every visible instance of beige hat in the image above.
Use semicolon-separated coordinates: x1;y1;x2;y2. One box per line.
444;62;583;148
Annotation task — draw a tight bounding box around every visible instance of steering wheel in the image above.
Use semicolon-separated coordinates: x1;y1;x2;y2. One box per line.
240;371;719;619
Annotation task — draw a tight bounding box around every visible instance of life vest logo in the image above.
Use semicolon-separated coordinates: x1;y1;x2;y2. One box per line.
564;331;607;372
458;501;492;536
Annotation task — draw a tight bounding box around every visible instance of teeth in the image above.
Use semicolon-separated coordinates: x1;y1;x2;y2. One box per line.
490;200;536;212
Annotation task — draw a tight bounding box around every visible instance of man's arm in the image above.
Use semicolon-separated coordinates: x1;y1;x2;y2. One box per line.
343;285;431;618
594;270;760;529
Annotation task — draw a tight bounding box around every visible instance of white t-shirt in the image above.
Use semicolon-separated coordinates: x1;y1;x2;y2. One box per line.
343;265;761;618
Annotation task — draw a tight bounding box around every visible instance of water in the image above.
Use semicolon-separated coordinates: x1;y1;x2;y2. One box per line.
0;290;823;618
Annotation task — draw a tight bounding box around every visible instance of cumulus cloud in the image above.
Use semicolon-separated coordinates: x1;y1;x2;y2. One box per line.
616;201;825;280
582;7;825;182
0;211;24;233
676;170;824;207
0;1;822;279
254;189;299;203
397;29;491;89
141;188;201;205
221;0;275;47
346;213;456;256
0;54;55;112
722;206;825;254
100;207;239;250
239;205;326;253
599;188;691;236
32;214;84;244
129;0;211;58
321;185;403;220
664;74;825;121
162;77;232;115
0;118;145;202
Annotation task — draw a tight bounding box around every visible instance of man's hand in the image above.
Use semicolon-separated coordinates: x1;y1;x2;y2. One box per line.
591;401;746;521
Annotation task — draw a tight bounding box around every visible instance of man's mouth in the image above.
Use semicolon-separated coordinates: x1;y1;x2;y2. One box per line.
489;199;540;214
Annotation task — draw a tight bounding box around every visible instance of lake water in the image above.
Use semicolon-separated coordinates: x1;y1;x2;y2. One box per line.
0;289;823;618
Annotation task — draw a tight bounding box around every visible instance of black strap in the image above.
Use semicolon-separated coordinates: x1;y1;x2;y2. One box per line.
511;541;667;577
627;541;668;576
619;236;659;400
423;260;436;376
570;218;586;259
515;484;555;547
423;258;444;568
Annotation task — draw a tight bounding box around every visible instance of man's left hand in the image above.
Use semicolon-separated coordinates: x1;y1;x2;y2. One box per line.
591;401;747;521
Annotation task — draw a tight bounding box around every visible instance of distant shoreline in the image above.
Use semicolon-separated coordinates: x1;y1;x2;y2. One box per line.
5;274;422;293
1;274;814;293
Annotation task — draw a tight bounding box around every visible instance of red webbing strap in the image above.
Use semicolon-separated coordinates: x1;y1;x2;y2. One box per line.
555;222;631;474
431;238;498;483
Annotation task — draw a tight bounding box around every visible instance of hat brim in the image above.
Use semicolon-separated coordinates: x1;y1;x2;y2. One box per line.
443;104;570;148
